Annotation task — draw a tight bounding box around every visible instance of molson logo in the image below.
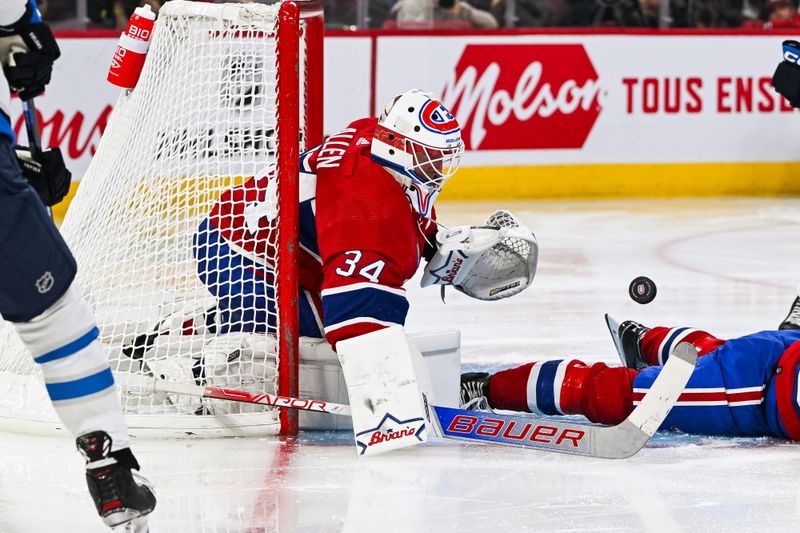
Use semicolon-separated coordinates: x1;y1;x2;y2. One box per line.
441;44;603;150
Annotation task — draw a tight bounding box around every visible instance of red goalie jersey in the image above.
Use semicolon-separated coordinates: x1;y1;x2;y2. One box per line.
198;117;437;348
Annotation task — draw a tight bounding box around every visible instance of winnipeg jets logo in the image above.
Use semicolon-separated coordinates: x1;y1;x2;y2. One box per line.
419;99;460;135
355;412;425;455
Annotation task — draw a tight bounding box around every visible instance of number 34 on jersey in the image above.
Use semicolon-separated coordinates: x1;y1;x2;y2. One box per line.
335;250;386;283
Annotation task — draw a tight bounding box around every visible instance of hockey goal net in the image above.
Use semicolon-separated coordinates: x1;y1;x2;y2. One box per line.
0;0;323;437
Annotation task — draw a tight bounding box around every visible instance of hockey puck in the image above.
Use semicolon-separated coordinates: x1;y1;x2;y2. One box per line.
629;276;657;305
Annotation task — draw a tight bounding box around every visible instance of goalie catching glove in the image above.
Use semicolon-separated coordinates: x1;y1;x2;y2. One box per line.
421;210;538;301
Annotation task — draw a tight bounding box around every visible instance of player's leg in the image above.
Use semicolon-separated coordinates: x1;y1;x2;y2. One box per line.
194;215;325;338
194;216;277;334
639;325;725;365
0;138;155;528
608;315;725;369
463;350;774;437
634;351;768;436
464;359;639;425
634;330;800;437
634;356;740;435
192;218;325;391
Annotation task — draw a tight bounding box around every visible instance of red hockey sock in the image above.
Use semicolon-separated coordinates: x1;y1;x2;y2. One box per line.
560;362;638;426
488;363;535;412
488;360;638;426
640;326;725;366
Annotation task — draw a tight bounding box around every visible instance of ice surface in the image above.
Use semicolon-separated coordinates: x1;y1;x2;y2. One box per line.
1;198;799;532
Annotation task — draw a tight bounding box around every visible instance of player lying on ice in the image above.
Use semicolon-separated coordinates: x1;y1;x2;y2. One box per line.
461;316;800;441
127;89;538;454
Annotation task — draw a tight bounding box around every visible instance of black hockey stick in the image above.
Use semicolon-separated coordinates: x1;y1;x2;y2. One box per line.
8;43;52;219
22;98;57;220
20;98;41;157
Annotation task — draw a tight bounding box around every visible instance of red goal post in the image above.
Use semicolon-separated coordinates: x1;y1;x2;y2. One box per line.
277;0;324;436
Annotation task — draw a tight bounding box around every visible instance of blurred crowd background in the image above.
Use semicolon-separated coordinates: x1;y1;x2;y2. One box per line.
39;0;800;31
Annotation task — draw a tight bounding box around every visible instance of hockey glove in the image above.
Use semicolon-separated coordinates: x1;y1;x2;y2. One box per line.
15;145;72;206
421;210;538;301
772;40;800;108
0;3;61;100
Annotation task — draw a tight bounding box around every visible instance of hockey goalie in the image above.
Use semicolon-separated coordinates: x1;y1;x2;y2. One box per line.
125;89;538;454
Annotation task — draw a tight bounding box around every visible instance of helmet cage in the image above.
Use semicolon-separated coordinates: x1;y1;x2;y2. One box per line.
373;124;463;191
406;138;462;190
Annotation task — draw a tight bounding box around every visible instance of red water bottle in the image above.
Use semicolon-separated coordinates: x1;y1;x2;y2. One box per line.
107;5;156;89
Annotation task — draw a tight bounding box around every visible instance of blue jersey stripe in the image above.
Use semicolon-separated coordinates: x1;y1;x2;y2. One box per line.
535;360;560;416
34;327;100;364
322;287;408;330
29;1;42;23
661;327;688;363
0;110;15;143
300;148;317;172
370;153;417;183
46;367;115;402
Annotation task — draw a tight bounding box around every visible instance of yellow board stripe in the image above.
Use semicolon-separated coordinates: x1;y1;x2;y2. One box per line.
52;161;800;223
440;162;800;200
52;181;80;224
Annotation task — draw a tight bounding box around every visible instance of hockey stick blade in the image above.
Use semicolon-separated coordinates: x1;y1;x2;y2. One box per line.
151;380;353;416
431;342;698;459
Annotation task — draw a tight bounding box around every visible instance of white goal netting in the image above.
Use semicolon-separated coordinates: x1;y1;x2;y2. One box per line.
0;1;314;437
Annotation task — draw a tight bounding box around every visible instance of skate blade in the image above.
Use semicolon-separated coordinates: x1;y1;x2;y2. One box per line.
110;514;150;533
604;313;625;364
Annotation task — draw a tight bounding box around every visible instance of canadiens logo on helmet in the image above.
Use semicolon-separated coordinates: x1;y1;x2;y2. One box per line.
419;99;460;135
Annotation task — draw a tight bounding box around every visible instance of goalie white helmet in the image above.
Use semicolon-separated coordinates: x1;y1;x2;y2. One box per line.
371;89;464;217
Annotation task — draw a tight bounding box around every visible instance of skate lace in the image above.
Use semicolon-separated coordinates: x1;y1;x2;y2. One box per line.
463;381;482;400
787;300;800;323
93;468;122;510
462;396;494;413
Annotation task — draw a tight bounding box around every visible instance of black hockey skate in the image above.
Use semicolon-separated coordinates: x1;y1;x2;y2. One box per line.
779;297;800;330
460;372;491;410
76;431;156;530
605;314;651;370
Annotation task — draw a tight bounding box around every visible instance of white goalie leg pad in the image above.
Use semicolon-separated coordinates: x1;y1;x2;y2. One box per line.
337;326;436;456
297;329;460;431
